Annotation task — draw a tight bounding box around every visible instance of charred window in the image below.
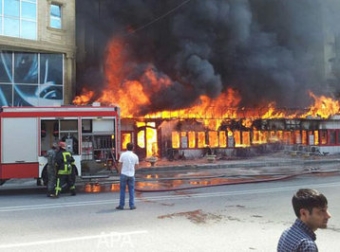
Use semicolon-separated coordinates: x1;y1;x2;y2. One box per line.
188;131;196;148
121;132;132;150
336;131;340;144
197;132;206;148
320;130;327;145
219;131;227;147
208;131;218;148
329;130;336;145
171;132;180;148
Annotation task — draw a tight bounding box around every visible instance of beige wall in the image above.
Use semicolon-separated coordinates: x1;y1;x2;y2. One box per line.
0;0;76;104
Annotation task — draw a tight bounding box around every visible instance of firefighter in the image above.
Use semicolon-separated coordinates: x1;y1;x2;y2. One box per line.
54;141;76;197
45;142;58;197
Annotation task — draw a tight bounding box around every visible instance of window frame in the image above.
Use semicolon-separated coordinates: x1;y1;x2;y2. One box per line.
49;2;62;29
0;0;37;40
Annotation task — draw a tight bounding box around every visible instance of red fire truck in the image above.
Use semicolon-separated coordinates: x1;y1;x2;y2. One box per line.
0;104;120;186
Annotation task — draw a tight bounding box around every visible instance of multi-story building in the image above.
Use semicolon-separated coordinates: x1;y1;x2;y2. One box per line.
0;0;76;106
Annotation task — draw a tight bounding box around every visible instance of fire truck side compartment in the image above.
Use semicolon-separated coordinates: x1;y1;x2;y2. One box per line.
1;117;39;179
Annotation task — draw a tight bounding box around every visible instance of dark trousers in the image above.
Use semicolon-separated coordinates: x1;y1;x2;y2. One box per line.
47;164;56;194
55;171;76;196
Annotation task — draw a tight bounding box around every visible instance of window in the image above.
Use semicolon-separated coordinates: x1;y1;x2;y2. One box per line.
320;130;327;145
0;51;64;106
188;131;196;148
208;131;218;147
50;3;61;29
329;130;336;145
0;0;37;39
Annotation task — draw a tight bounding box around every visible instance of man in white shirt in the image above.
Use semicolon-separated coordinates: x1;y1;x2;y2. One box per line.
116;142;139;210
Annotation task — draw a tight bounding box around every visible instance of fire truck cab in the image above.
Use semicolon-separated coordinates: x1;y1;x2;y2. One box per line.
0;104;120;186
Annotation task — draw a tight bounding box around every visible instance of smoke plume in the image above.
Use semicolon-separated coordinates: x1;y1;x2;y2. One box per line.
76;0;340;114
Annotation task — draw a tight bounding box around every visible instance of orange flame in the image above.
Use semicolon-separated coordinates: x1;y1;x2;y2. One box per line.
302;91;340;119
73;38;340;123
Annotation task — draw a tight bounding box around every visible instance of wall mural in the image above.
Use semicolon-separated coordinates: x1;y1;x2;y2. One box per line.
0;51;63;106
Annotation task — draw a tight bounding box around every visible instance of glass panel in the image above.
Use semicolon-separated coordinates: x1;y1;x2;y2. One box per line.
21;20;36;39
4;0;19;17
4;17;19;37
14;53;38;84
0;0;3;14
50;4;61;17
37;84;62;101
50;18;61;29
50;4;61;29
0;84;13;106
0;51;12;82
0;52;63;107
21;1;36;19
13;84;38;106
40;54;63;84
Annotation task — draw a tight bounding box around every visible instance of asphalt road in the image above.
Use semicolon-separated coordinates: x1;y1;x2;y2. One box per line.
0;173;339;252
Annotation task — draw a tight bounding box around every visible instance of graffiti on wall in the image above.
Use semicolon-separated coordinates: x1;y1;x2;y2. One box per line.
0;51;64;106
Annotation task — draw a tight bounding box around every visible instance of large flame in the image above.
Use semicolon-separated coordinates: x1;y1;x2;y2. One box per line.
73;39;340;122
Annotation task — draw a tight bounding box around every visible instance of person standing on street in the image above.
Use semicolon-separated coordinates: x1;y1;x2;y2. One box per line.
116;142;139;210
54;141;76;197
45;143;58;197
277;188;331;252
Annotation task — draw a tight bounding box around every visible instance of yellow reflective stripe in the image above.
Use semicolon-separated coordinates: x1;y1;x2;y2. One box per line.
55;178;61;195
58;170;70;175
59;151;73;173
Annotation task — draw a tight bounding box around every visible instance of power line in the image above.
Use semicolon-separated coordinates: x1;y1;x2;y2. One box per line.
125;0;192;35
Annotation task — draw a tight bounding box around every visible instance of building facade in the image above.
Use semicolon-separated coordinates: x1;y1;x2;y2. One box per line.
0;0;76;106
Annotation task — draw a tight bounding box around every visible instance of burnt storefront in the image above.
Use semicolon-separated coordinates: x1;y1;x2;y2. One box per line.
120;113;340;160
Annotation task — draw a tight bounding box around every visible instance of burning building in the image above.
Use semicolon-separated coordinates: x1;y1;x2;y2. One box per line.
75;0;340;159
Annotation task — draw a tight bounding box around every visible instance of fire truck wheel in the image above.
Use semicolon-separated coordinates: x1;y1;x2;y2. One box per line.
36;178;43;186
0;179;8;186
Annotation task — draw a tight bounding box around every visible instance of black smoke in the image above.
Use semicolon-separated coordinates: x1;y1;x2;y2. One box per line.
76;0;340;114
